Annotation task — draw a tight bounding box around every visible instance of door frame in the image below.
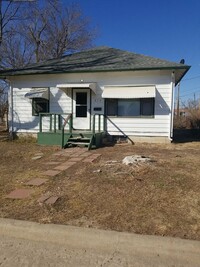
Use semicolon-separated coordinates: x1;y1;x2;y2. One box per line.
72;88;91;130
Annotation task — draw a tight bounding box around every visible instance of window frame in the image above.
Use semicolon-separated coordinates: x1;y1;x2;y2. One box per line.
105;98;155;118
32;97;50;116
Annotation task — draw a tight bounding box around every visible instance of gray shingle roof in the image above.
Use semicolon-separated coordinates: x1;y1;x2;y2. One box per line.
0;46;190;84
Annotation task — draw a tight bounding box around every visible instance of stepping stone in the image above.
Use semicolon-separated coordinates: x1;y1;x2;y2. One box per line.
25;178;48;186
54;161;76;171
38;194;51;203
68;157;82;162
83;154;102;163
83;158;96;163
45;196;59;204
81;152;92;157
42;170;61;177
6;189;34;199
38;193;51;203
44;161;60;165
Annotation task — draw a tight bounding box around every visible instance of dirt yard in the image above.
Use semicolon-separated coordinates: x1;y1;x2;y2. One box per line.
0;130;200;241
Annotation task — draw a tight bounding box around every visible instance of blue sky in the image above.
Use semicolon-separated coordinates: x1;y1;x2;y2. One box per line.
66;0;200;104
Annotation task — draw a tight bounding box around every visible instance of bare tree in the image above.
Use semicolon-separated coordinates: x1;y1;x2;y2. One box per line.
42;3;96;58
0;81;8;125
0;0;96;68
185;98;200;129
174;98;200;129
0;0;36;43
0;28;34;68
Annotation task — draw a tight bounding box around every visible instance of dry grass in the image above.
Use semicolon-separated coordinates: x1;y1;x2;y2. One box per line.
0;136;200;240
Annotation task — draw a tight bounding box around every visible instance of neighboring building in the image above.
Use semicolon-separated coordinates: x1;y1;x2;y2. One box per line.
174;108;189;117
0;46;190;146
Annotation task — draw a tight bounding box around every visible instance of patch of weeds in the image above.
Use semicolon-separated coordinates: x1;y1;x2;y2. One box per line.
15;135;37;144
153;180;167;188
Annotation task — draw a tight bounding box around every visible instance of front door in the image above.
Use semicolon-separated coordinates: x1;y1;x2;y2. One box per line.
72;89;91;130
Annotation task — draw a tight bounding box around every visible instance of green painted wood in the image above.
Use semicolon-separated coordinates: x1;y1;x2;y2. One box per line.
54;114;56;133
38;132;71;146
98;115;101;132
88;135;94;150
39;114;42;132
93;115;95;134
38;129;106;149
50;114;52;131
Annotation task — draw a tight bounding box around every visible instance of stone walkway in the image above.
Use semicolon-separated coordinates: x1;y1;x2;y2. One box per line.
6;147;101;204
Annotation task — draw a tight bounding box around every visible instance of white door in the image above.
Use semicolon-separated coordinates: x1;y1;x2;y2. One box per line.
73;89;91;130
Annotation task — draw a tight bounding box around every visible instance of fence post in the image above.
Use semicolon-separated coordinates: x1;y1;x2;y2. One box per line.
54;114;56;133
103;115;106;132
61;127;64;148
93;115;95;134
39;114;42;132
58;114;61;130
69;114;72;134
98;114;101;132
50;114;52;131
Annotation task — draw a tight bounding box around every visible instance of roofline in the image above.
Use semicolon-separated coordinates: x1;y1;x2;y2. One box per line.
175;67;191;86
0;65;191;78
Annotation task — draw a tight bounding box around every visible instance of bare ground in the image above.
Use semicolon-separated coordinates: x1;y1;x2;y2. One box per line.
0;128;200;240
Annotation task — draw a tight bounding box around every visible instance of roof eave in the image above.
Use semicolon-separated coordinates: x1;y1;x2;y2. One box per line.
0;65;191;78
174;66;191;86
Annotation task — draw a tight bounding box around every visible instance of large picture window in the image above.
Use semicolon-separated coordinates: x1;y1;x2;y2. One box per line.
32;98;49;116
106;98;154;117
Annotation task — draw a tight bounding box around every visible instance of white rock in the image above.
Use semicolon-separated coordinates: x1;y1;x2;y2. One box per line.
122;155;151;165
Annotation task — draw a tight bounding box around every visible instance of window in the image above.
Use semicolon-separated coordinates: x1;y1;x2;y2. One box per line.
106;98;154;117
32;98;49;116
76;92;87;117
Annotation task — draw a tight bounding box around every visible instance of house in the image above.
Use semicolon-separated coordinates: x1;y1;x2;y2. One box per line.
0;46;190;148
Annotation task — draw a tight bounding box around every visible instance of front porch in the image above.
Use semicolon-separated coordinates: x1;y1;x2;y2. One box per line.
37;113;106;150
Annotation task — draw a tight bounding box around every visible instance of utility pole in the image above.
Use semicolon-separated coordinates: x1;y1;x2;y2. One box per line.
176;59;185;118
177;82;180;118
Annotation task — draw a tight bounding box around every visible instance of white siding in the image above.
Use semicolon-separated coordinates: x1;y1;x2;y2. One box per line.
9;69;174;138
11;87;72;133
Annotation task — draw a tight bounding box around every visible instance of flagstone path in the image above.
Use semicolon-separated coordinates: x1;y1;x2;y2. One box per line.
5;147;101;205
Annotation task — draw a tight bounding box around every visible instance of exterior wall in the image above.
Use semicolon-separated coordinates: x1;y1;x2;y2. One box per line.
9;87;71;133
8;69;174;141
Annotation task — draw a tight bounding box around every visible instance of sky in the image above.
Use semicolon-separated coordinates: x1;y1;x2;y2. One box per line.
65;0;200;105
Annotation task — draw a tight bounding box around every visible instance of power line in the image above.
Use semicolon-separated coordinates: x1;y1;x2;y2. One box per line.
181;75;200;82
180;86;200;94
180;89;200;98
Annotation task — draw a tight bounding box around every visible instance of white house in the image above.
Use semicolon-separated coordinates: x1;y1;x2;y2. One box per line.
0;46;190;148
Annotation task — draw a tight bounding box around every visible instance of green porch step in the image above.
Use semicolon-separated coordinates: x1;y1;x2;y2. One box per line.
68;137;91;142
65;136;92;149
67;141;90;147
37;131;105;150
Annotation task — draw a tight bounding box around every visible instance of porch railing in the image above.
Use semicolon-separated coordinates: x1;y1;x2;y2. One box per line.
39;112;131;144
39;113;73;133
92;114;105;133
61;113;72;148
39;113;106;134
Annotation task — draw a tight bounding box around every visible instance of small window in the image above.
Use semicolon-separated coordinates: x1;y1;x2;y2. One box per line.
106;98;154;117
32;98;49;116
